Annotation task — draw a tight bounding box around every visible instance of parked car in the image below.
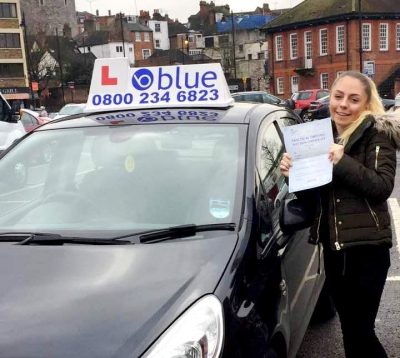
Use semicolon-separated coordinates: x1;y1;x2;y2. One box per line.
20;109;51;133
0;60;333;358
232;91;294;108
381;98;395;111
303;94;395;121
303;95;330;121
0;93;24;154
53;103;86;119
292;89;330;117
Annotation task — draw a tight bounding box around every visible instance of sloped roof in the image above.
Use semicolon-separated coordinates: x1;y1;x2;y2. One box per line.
126;23;152;32
75;31;110;46
168;21;189;37
265;0;400;30
217;14;275;33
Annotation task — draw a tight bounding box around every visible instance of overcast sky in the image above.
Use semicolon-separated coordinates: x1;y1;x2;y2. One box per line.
75;0;304;23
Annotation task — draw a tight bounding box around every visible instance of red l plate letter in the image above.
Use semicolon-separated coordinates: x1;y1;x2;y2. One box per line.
101;66;118;85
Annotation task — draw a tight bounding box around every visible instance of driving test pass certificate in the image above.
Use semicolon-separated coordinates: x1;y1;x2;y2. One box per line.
282;117;334;193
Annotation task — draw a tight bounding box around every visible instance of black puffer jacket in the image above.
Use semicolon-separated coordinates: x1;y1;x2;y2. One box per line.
304;114;400;251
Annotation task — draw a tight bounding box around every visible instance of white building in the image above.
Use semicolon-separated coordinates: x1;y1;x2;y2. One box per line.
77;31;135;66
147;19;169;50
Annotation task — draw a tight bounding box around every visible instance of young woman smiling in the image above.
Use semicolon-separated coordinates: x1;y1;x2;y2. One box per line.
280;71;400;357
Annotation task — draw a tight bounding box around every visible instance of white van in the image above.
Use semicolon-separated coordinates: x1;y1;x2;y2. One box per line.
0;93;25;153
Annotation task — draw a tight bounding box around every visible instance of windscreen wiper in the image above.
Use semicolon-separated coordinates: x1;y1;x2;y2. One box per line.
0;232;131;246
113;223;236;244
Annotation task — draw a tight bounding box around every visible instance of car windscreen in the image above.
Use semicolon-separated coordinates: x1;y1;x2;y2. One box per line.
59;105;84;115
0;124;245;237
297;92;312;100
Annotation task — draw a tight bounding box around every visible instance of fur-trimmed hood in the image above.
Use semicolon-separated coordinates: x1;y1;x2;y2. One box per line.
374;111;400;150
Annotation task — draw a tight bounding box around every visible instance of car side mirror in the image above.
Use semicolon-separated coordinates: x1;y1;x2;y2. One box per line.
285;99;295;110
279;198;314;234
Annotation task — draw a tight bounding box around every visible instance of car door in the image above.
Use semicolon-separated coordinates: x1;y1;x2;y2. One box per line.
255;114;321;352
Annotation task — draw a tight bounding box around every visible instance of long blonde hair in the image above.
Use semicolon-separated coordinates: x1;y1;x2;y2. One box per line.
331;71;385;146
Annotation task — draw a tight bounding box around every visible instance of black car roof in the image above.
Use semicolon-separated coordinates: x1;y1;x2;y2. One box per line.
36;102;289;131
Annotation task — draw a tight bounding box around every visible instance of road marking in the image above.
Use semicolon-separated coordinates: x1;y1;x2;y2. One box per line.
387;198;400;282
388;198;400;256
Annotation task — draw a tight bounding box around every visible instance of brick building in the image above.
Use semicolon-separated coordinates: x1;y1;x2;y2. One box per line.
263;0;400;99
127;22;154;62
20;0;78;37
0;0;30;106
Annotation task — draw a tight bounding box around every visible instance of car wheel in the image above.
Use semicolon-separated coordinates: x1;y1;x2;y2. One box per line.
311;282;336;323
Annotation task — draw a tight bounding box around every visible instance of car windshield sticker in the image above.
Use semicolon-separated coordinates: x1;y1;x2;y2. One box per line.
124;155;135;172
85;58;234;112
209;199;230;219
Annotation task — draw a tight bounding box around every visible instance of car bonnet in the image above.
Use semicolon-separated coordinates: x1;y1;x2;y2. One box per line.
0;233;237;358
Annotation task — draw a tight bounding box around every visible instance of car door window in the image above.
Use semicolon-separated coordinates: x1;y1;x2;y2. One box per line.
317;91;329;99
263;93;278;105
255;121;286;245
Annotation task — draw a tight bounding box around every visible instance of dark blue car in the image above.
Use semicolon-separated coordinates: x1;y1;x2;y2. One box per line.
0;60;330;358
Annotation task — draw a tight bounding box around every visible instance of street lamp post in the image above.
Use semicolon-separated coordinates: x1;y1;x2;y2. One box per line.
231;11;237;79
119;12;126;57
20;12;35;105
55;28;65;106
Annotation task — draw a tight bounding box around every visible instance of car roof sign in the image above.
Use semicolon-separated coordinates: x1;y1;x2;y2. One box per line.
85;58;234;112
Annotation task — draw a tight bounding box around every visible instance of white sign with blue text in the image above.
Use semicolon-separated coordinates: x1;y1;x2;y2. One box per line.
85;58;234;112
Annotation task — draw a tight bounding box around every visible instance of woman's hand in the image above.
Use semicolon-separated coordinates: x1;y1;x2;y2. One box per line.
279;153;292;177
329;143;344;165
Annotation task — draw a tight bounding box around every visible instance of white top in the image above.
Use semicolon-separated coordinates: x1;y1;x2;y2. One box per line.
85;58;234;112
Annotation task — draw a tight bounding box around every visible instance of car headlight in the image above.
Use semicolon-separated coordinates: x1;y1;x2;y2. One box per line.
143;295;224;358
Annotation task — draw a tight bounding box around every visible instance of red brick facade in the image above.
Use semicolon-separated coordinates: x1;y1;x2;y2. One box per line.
129;31;154;62
267;19;400;98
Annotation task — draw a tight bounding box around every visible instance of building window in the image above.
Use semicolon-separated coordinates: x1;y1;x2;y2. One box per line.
39;0;45;5
142;49;151;59
320;73;329;90
397;24;400;50
362;23;371;51
144;32;150;42
304;31;312;59
116;45;123;53
238;44;243;52
276;77;284;94
248;54;252;60
290;33;298;59
0;3;17;17
135;32;141;41
0;33;21;48
155;39;160;48
319;28;328;56
291;76;298;94
379;23;388;51
0;63;24;77
275;35;283;61
64;0;68;5
336;25;345;53
155;23;161;32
